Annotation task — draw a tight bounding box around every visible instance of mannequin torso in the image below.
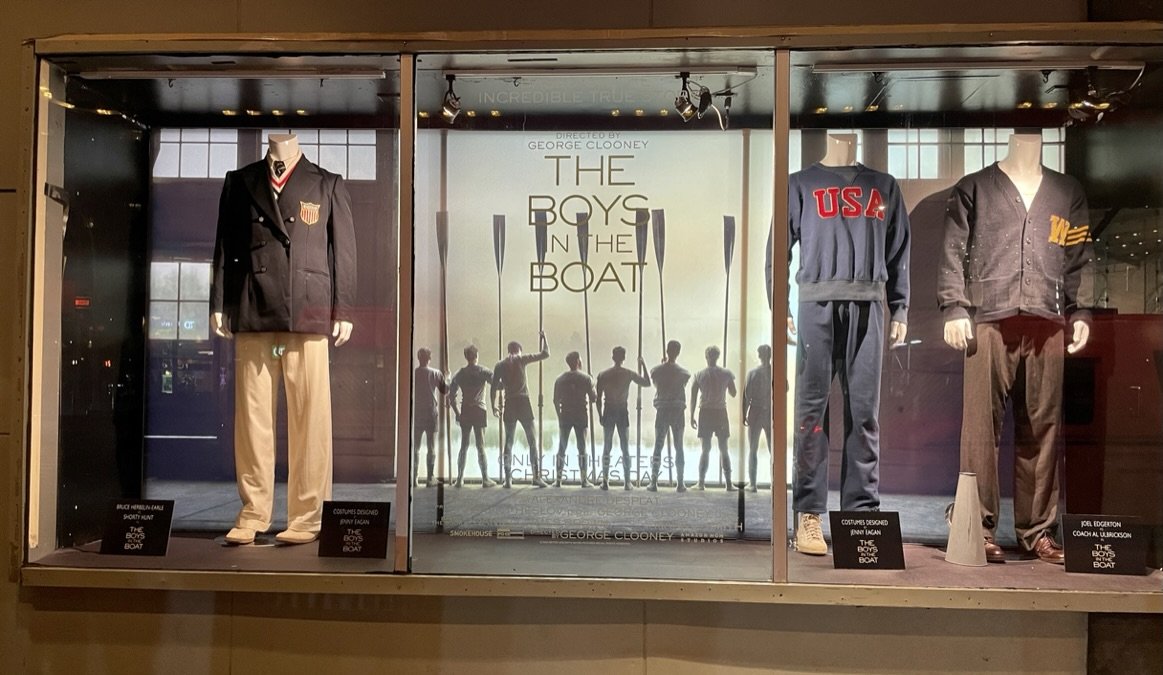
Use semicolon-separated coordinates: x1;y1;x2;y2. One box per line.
819;133;858;167
997;133;1043;210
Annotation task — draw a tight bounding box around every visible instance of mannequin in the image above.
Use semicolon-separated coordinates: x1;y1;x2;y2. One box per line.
788;133;912;556
944;134;1089;355
939;132;1094;563
211;132;358;546
213;135;353;345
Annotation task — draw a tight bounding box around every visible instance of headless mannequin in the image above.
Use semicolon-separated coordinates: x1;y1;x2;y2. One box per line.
789;133;908;346
943;133;1090;353
211;134;354;347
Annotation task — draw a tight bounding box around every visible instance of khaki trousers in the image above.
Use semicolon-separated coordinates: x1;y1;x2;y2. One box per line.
233;332;333;533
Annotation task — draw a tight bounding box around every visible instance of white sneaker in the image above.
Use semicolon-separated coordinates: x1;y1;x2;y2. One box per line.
795;513;828;556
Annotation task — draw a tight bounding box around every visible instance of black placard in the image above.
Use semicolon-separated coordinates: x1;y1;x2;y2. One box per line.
318;501;391;559
829;511;905;570
100;500;174;556
1063;514;1147;575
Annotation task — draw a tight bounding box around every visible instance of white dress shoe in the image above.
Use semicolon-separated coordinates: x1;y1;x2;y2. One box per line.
275;529;319;545
224;527;256;545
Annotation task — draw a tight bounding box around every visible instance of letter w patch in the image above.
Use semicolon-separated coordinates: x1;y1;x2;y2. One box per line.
1048;215;1070;246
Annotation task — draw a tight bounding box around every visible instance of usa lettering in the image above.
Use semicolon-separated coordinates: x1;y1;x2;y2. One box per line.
813;187;886;221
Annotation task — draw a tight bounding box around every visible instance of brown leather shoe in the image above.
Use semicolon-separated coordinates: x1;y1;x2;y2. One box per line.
984;537;1006;563
1030;534;1065;564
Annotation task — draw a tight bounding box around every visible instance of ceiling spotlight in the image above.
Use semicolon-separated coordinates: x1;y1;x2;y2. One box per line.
865;104;879;112
490;110;502;117
442;75;461;123
466;110;477;118
1017;101;1033;109
695;86;713;119
295;109;308;116
271;109;285;116
418;111;430;118
221;109;238;116
610;109;621;117
675;73;697;122
814;106;828;114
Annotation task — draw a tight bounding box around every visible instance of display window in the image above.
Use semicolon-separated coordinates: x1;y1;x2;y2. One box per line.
19;31;1163;603
783;48;1163;592
408;51;779;579
26;53;404;572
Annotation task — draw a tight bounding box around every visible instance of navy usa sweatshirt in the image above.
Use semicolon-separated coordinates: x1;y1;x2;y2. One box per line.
788;163;912;324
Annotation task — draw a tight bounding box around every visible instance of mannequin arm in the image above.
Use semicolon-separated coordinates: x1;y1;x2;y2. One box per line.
1067;320;1090;354
332;320;353;347
889;321;907;348
943;318;973;351
786;316;797;346
211;312;233;339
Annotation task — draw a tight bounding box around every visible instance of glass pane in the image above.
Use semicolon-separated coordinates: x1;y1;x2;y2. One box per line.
150;261;180;300
148;301;178;340
290;128;319;144
319;129;348;144
179;143;209;178
887;129;907;143
177;301;209;341
301;145;319;164
179;262;211;301
412;51;776;581
348;144;377;180
208;143;237;178
318;144;347;176
784;49;1163;598
888;145;907;177
209;128;238;143
919;144;939;179
964;146;983;174
180;128;209;142
159;128;181;142
154;142;180;178
348;129;376;145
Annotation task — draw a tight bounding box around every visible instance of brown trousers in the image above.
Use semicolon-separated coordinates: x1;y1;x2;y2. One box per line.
233;332;333;533
960;317;1064;552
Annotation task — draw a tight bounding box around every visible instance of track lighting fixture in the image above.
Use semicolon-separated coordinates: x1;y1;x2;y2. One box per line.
442;75;461;123
675;72;697;122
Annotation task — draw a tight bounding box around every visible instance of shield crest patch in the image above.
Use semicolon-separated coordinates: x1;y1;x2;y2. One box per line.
299;201;321;226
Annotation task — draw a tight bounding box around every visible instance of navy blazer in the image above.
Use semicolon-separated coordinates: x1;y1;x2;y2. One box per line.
211;157;357;335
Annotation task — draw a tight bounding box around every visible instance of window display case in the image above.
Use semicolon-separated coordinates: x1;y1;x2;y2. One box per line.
408;50;778;580
17;27;1163;609
25;52;403;573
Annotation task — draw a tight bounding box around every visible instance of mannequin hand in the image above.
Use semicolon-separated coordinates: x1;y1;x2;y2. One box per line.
492;406;500;418
943;318;973;351
690;415;697;430
1067;320;1090;354
889;321;907;348
332;320;353;347
787;317;797;345
742;414;749;428
211;312;233;339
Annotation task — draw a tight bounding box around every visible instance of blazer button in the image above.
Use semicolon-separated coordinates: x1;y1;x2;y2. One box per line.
289;216;296;223
258;216;264;223
259;266;267;273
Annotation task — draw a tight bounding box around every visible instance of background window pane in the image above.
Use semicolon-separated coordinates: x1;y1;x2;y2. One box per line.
319;129;348;144
153;142;180;178
888;145;907;177
965;129;983;142
965;146;984;174
887;129;907;143
180;128;209;143
292;129;319;144
208;143;237;178
178;302;210;341
348;145;377;180
148;301;179;340
179;143;209;178
210;129;238;143
159;128;181;142
179;262;211;301
920;145;939;179
302;145;319;164
348;129;376;145
318;145;347;176
150;262;180;300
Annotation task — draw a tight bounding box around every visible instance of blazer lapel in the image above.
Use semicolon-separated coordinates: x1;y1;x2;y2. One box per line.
240;161;288;239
